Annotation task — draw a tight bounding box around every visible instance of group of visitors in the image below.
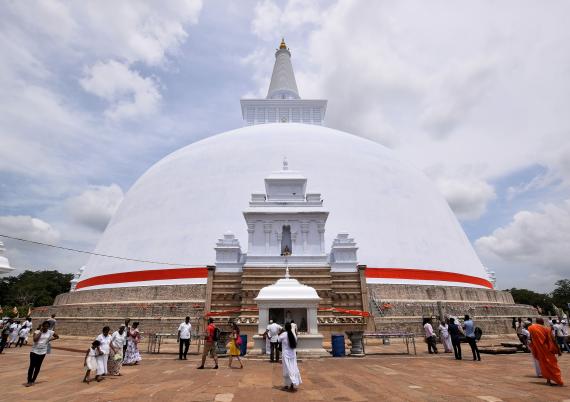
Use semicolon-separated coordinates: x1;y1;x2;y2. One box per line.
4;310;566;392
197;318;244;370
83;318;142;383
423;315;481;361
0;316;33;352
514;316;567;386
198;317;300;392
527;318;565;386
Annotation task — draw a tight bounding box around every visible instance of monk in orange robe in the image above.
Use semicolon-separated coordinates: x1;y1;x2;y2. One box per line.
528;318;563;386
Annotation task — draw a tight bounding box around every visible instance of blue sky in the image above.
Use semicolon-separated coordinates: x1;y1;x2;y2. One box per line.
1;0;569;292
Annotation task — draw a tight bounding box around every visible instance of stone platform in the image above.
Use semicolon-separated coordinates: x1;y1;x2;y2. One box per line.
32;284;207;335
36;276;539;337
368;284;539;335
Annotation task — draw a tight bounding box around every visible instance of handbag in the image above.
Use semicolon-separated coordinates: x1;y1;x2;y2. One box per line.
236;336;242;346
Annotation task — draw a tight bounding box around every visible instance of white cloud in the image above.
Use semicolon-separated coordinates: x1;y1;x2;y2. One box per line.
1;0;203;68
475;200;570;280
252;0;324;40
247;0;570;216
80;60;161;120
435;177;496;220
0;215;60;244
420;59;495;139
67;184;124;232
76;0;202;66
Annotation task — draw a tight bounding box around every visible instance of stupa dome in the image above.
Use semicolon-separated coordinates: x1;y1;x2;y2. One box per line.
78;123;492;291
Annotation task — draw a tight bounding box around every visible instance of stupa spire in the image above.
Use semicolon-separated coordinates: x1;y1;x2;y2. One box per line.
240;39;327;125
267;38;300;100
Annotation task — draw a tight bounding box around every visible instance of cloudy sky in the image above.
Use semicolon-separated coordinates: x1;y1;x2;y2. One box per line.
1;0;569;292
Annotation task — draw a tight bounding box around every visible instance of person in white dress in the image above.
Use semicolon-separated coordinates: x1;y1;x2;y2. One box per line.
8;320;20;347
83;340;102;383
16;325;30;347
438;320;452;353
123;322;142;365
26;321;59;386
95;326;112;376
108;326;126;375
22;317;32;344
279;322;301;392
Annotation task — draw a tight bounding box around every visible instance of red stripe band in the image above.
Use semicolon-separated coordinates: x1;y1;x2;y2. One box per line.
76;267;208;290
365;267;493;289
76;266;492;290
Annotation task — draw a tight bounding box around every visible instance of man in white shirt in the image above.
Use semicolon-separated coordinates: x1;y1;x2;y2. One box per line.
267;320;282;362
177;316;192;360
423;318;438;354
553;319;570;353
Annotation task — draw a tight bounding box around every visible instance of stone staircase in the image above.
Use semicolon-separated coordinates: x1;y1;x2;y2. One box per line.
208;267;368;335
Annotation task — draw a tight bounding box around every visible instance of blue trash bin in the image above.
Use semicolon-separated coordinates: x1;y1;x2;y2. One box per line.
331;334;345;357
239;334;247;356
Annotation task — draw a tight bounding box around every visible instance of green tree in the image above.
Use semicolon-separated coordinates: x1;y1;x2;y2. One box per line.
552;279;570;310
0;270;73;311
508;287;553;315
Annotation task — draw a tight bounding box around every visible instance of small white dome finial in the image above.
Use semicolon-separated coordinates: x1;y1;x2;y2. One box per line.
283;156;289;171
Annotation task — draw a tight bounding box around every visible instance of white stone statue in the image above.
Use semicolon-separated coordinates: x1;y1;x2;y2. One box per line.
70;266;85;292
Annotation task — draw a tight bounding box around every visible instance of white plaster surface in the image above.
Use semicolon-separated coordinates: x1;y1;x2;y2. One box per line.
81;123;488;289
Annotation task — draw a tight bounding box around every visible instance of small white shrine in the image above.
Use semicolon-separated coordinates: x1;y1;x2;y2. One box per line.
0;241;14;275
253;266;327;355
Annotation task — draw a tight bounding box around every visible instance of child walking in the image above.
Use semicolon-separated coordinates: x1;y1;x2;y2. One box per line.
83;340;102;383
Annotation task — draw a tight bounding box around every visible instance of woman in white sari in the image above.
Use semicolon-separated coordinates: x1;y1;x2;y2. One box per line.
438;320;452;353
278;322;301;392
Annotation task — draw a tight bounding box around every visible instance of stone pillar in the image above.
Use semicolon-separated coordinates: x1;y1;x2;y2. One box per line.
358;265;374;331
247;222;255;250
301;221;309;253
317;223;325;254
258;307;269;334
204;265;216;314
307;306;318;334
264;222;272;254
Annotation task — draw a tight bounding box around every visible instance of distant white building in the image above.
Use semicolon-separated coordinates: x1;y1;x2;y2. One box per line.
0;241;14;275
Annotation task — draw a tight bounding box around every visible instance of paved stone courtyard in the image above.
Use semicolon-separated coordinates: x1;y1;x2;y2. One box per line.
0;338;568;402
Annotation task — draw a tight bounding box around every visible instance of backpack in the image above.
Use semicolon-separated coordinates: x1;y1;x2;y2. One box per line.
474;327;483;341
213;327;221;342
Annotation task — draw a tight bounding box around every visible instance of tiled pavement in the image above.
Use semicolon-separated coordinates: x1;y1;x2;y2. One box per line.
0;339;568;402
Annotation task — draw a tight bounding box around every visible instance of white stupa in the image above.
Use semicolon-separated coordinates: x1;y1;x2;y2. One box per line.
0;241;15;274
77;39;493;292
